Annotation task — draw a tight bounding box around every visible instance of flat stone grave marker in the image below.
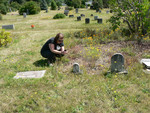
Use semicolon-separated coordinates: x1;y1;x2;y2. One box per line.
97;18;102;24
73;63;80;73
94;16;98;20
64;10;69;16
106;10;109;14
91;14;93;16
85;18;90;24
69;15;74;18
23;13;27;18
111;53;127;73
14;70;46;79
2;24;15;30
77;16;81;21
76;8;78;13
81;14;85;17
140;59;150;69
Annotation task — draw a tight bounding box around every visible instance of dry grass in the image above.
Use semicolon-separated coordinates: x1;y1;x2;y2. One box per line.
0;7;150;113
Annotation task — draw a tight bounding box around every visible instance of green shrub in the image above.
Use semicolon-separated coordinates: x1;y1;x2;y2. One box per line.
51;0;57;10
68;7;74;10
10;2;21;10
53;13;66;19
0;30;12;47
0;4;7;15
80;4;85;8
0;14;2;20
19;1;41;15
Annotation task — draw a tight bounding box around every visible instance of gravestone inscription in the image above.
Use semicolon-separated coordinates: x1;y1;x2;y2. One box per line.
2;24;15;30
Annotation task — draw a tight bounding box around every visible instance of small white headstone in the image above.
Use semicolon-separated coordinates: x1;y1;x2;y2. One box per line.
140;59;150;69
14;70;46;79
73;63;80;73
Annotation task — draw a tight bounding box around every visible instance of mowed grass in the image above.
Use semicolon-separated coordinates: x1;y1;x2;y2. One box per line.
0;7;150;113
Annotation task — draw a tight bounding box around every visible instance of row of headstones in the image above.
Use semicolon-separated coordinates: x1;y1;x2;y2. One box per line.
73;53;128;74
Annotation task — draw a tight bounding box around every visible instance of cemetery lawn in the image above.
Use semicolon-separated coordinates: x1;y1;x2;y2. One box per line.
0;8;150;113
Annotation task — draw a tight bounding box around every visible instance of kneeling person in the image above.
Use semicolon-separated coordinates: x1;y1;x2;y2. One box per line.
40;33;68;65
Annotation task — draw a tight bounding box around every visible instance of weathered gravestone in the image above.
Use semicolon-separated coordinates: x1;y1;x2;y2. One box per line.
77;16;81;21
27;9;29;15
86;5;88;9
45;9;48;13
2;24;15;30
69;15;74;18
23;13;27;18
106;10;109;14
64;10;69;16
81;14;85;17
110;10;113;13
85;18;90;24
94;16;98;20
91;14;93;16
14;70;46;79
97;18;102;24
73;63;80;73
99;10;101;13
111;53;127;73
76;8;78;13
96;9;99;12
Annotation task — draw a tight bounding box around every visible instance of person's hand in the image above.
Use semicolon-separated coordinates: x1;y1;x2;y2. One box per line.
61;50;68;55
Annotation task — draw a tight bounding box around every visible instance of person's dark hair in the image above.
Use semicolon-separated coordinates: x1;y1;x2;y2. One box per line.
54;33;64;43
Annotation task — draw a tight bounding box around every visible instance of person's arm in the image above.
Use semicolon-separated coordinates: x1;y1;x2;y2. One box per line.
49;44;62;54
61;46;65;52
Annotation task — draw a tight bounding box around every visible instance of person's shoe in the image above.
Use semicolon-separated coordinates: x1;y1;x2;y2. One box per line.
48;60;53;67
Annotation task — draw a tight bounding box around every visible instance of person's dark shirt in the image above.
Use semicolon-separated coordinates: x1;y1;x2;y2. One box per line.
41;37;64;53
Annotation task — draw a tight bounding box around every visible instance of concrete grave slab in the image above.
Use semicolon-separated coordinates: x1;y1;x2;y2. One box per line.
14;70;46;79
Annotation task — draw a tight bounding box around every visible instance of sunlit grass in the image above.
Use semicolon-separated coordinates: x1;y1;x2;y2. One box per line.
0;7;150;113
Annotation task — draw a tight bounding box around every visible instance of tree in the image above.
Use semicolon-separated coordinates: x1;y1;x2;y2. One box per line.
51;0;57;10
103;0;109;8
108;0;150;42
40;0;48;10
92;0;103;10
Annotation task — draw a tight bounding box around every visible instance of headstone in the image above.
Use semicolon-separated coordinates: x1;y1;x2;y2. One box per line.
23;13;27;18
86;5;88;9
110;10;113;13
58;7;61;10
9;8;12;12
2;24;15;30
85;18;90;24
77;16;81;21
73;63;80;73
94;16;98;20
90;6;94;9
111;53;127;73
81;14;85;17
96;9;99;12
69;15;74;18
27;9;29;15
140;59;150;69
76;8;78;13
91;14;93;16
64;10;69;16
46;9;48;13
106;10;109;14
99;10;101;13
97;18;102;24
14;70;46;79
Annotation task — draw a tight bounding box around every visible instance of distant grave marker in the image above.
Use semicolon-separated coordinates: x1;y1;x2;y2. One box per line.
110;10;113;13
46;9;48;13
81;14;85;17
94;16;98;20
77;16;81;21
14;70;46;79
2;24;15;30
73;63;80;73
97;18;102;24
76;8;78;13
91;14;93;16
86;5;88;9
64;10;69;16
99;10;101;13
106;10;109;14
140;59;150;69
85;18;90;24
23;13;27;18
111;53;127;74
69;15;74;18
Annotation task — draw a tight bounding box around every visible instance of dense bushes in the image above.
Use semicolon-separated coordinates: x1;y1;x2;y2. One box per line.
10;2;21;10
0;4;7;15
51;0;57;10
0;30;12;47
19;1;41;15
0;13;2;20
53;13;65;19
